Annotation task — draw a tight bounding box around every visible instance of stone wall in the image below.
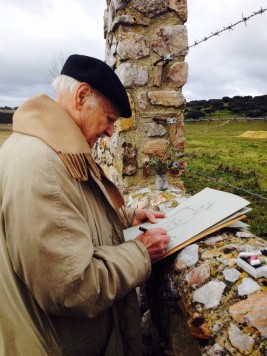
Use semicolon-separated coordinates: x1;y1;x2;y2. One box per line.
129;187;267;355
93;0;188;191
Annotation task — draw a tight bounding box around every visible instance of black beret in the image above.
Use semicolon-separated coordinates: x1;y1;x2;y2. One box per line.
61;54;132;118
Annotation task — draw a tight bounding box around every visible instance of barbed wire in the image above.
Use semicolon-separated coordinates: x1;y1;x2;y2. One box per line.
184;167;267;202
154;7;267;65
185;117;267;122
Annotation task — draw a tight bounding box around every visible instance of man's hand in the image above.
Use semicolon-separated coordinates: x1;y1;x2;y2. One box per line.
135;228;170;263
132;208;165;226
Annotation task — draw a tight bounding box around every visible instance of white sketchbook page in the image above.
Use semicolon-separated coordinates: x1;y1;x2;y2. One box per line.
123;188;250;251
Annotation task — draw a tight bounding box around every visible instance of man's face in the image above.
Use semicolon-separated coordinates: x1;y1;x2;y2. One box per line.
78;89;121;148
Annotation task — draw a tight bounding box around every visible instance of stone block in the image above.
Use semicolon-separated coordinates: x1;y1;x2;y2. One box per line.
122;142;137;176
142;139;169;157
193;281;226;309
169;122;184;148
117;32;149;60
153;62;164;87
111;15;150;32
107;3;115;33
104;9;108;38
165;62;188;88
143;123;166;137
174;244;199;270
111;0;130;11
186;264;210;288
148;91;186;108
152;25;188;57
137;92;147;110
168;0;188;22
132;0;168;18
115;63;148;88
105;39;117;68
229;291;267;337
228;323;255;355
118;94;136;131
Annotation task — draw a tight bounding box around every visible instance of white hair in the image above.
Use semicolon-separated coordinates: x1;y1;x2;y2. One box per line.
52;75;81;94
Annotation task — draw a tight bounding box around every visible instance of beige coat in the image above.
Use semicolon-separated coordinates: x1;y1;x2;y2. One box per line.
0;95;151;355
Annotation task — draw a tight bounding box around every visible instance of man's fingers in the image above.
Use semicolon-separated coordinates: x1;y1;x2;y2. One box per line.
146;212;157;223
154;211;165;218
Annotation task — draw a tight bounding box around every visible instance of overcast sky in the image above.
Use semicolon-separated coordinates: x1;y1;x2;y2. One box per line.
0;0;266;107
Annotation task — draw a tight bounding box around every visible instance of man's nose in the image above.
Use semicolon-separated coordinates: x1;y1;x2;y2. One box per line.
105;122;115;137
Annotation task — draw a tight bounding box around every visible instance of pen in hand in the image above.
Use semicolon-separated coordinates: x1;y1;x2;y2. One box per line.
139;227;148;233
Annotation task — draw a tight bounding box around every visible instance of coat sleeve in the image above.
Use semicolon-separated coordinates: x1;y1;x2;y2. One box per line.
3;138;151;318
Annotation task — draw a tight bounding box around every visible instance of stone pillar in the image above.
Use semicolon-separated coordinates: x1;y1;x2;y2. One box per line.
94;0;188;192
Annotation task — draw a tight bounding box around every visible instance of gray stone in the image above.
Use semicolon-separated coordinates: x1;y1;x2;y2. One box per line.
143;123;166;137
193;281;226;309
155;174;169;191
104;9;108;38
122;142;137;176
115;63;148;88
132;0;168;18
148;91;185;108
202;343;228;356
111;0;130;10
223;268;241;283
174;244;199;270
111;15;150;32
168;0;188;22
203;235;224;245
105;39;117;68
107;3;115;33
117;32;149;60
105;150;113;166
137;92;148;110
236;231;254;238
238;277;261;296
152;25;188;57
228;323;255;355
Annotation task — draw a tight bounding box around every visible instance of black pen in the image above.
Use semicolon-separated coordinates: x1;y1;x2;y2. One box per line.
139;227;148;233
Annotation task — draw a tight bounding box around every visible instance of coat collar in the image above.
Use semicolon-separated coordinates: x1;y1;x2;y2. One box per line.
13;94;100;181
13;94;129;226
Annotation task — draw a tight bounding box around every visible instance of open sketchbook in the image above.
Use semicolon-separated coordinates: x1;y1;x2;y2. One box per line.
124;187;251;260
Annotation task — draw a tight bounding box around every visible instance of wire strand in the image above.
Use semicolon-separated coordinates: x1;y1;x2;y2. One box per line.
154;7;267;65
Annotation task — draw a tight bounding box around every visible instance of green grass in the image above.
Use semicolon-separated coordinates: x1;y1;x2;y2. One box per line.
183;120;267;237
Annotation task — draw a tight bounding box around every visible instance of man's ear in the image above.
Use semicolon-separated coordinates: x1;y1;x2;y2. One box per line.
75;83;91;110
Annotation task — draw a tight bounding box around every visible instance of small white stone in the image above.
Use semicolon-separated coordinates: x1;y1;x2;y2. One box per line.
223;268;241;283
137;188;151;194
204;236;223;245
236;231;254;238
228;323;255;354
174;244;199;270
238;278;261;296
193;281;226;309
115;63;148;88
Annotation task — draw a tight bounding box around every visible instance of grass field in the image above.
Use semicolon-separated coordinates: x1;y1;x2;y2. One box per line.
183;120;267;237
0;125;12;146
1;121;266;236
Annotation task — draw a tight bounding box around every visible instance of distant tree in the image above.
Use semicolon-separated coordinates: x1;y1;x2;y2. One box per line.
246;109;262;118
204;107;215;115
230;107;243;114
185;110;204;120
222;96;230;103
208;99;224;110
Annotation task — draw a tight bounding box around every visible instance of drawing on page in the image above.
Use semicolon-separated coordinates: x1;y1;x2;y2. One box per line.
160;201;214;241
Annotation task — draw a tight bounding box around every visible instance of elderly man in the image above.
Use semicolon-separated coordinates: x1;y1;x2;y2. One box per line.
0;54;170;355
